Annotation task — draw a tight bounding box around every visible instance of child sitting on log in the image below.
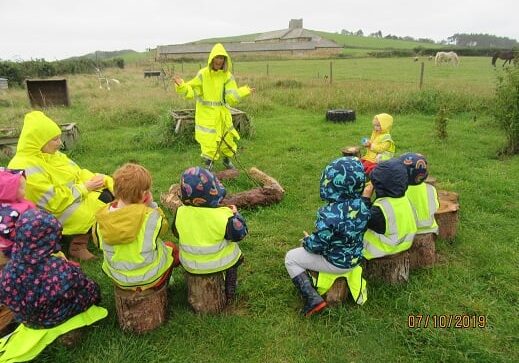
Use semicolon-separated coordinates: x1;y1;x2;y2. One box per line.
284;157;371;317
93;163;180;291
360;113;396;175
172;167;248;302
0;168;36;258
362;159;417;259
399;153;439;235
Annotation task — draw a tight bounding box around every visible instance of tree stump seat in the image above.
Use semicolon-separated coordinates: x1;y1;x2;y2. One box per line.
435;191;460;241
409;233;436;270
341;146;361;158
323;277;350;306
185;271;226;314
364;250;410;284
114;284;168;333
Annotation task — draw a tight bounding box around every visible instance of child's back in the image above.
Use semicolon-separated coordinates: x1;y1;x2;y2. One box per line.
93;163;175;290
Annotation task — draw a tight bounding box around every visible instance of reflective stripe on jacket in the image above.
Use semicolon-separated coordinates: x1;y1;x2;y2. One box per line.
363;196;417;259
406;183;439;234
95;207;173;289
176;205;241;274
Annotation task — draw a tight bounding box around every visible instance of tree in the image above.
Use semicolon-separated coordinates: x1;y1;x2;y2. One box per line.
355;29;364;37
493;60;519;155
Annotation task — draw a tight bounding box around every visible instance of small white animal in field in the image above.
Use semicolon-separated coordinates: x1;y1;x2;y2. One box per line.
110;79;120;85
435;51;459;66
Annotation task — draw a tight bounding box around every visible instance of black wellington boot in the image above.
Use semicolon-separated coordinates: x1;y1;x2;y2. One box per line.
291;272;327;317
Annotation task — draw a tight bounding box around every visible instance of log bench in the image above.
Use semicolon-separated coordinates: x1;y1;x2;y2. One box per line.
185;271;226;314
114;284;168;333
363;250;410;284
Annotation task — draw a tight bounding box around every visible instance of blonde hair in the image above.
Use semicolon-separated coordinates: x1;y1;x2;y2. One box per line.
113;163;152;204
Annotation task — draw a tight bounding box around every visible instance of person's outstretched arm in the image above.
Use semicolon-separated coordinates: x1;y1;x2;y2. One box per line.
174;72;202;100
223;74;253;106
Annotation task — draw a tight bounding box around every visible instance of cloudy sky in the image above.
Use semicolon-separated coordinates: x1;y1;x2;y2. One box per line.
1;0;517;60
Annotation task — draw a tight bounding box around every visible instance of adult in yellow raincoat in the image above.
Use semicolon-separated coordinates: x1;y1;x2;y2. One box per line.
8;111;114;260
174;43;253;169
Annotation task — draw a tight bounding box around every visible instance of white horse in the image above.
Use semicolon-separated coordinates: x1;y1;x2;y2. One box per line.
435;51;459;66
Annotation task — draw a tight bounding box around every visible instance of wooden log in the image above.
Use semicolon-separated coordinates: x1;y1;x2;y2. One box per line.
409;233;436;270
214;169;240;180
341;146;361;158
161;167;285;212
185;271;226;314
435;191;459;241
424;176;437;186
364;250;410;284
114;284;168;333
324;277;349;306
0;304;15;337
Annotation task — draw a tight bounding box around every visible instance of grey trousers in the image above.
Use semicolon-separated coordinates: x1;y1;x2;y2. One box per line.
284;247;352;278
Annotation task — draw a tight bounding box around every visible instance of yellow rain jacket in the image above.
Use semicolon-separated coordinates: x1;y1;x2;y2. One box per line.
363;113;395;163
8;111;113;235
93;203;173;290
175;43;252;160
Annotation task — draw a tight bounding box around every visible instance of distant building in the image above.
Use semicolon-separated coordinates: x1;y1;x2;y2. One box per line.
0;78;8;90
156;19;342;61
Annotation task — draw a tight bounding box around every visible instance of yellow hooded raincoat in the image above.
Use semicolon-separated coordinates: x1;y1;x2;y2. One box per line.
363;113;395;163
8;111;113;235
175;43;252;160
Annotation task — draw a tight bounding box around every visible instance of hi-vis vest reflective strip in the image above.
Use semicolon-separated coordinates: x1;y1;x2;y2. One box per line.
314;265;368;305
375;134;395;161
406;183;439;234
363;197;417;260
176;205;241;274
23;165;83;226
97;210;172;288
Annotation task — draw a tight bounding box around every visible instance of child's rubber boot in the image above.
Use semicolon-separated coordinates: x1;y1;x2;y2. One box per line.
291;272;327;317
68;234;97;261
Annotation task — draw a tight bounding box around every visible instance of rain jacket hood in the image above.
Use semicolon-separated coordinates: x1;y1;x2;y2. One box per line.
208;43;232;72
179;167;226;207
399;152;428;185
0;208;101;328
371;159;408;198
320;157;366;203
95;203;149;245
374;113;393;133
16;111;62;156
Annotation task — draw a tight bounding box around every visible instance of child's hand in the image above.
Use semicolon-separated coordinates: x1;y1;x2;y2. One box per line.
228;205;238;214
173;75;183;86
303;230;309;237
85;175;105;191
362;182;374;198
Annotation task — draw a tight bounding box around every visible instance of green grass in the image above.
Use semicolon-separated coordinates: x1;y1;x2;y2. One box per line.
0;59;518;362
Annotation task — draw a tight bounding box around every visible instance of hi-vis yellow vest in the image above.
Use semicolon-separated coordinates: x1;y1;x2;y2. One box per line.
176;206;241;274
313;265;368;305
95;209;173;290
0;305;107;363
363;197;417;260
406;183;439;235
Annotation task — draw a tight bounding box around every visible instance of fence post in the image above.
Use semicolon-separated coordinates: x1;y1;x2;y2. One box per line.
329;61;333;84
267;63;269;77
419;62;425;89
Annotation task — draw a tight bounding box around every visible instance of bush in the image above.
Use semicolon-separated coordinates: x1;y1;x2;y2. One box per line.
493;62;519;155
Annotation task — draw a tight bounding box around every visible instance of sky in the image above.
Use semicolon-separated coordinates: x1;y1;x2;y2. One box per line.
1;0;517;61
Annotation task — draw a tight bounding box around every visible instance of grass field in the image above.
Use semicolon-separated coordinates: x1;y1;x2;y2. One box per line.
0;57;518;363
